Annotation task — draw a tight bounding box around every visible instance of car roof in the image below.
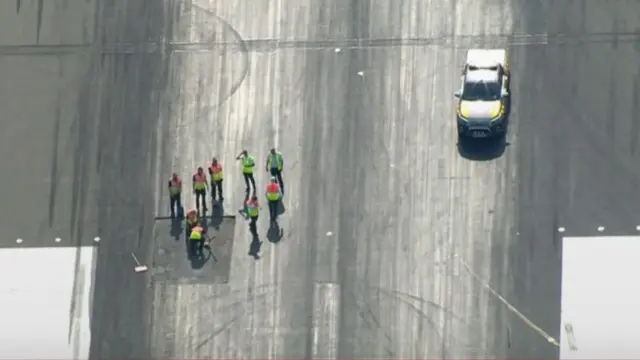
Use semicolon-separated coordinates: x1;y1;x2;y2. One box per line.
465;69;499;83
466;49;505;68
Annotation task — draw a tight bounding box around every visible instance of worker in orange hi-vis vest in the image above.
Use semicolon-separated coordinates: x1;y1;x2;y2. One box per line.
192;167;209;213
265;176;282;224
208;157;224;202
168;173;182;218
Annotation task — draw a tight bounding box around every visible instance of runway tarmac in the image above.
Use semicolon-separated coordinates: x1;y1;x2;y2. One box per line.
154;0;524;358
0;0;174;358
2;0;639;358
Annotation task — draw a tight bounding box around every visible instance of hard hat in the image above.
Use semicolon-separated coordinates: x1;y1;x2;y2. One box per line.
270;176;277;182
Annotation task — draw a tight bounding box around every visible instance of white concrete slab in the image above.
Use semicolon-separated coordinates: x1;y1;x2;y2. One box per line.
0;247;96;359
560;236;640;359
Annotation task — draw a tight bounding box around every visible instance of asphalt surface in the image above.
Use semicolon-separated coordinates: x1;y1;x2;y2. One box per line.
0;0;172;358
506;0;640;357
2;0;639;359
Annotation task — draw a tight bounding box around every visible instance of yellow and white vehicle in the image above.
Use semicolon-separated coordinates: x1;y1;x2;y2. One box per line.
454;49;510;139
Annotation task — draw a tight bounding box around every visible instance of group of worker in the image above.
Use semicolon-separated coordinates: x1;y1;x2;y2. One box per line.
167;148;285;256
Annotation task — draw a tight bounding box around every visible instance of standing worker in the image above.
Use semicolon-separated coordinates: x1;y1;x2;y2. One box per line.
168;173;182;218
208;157;224;202
244;195;260;232
189;225;205;258
266;148;285;194
265;176;282;224
236;150;256;193
192;167;209;213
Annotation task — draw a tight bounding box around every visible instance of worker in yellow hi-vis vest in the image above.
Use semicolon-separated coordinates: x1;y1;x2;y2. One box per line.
236;149;256;194
265;148;285;195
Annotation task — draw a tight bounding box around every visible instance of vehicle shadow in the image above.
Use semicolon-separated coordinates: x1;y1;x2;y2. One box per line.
457;134;509;161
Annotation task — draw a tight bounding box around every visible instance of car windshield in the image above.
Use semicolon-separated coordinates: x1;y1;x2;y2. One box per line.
461;81;501;101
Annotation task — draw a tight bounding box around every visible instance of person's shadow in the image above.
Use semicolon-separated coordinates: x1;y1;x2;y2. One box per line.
170;218;183;241
190;247;214;269
267;222;284;243
209;197;225;230
248;234;262;260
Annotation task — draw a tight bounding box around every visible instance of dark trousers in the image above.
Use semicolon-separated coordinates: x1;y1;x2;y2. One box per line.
249;216;258;233
170;194;182;217
211;180;223;200
195;189;207;211
268;200;279;220
243;173;256;192
190;239;204;257
270;168;284;193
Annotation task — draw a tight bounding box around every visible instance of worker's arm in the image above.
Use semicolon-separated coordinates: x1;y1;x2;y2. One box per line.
192;175;196;190
168;180;172;189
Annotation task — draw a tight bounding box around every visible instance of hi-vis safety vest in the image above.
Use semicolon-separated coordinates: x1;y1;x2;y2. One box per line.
209;164;223;181
266;183;281;201
169;178;182;195
242;156;255;174
193;173;206;190
190;227;203;240
246;201;259;217
267;152;283;171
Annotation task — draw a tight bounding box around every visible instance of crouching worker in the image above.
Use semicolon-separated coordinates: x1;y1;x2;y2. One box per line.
189;225;205;258
185;209;198;229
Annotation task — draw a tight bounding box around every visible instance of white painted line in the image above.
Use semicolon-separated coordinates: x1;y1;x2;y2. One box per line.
312;283;339;358
334;48;341;53
597;226;605;232
357;71;364;76
55;237;61;243
457;254;558;348
0;246;97;359
16;238;22;244
558;227;566;233
326;231;333;236
93;237;100;243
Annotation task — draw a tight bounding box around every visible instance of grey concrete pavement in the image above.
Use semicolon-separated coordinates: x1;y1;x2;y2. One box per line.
514;0;640;237
0;0;175;358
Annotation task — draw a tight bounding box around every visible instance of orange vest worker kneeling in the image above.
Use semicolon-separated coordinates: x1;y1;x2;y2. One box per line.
189;225;205;258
